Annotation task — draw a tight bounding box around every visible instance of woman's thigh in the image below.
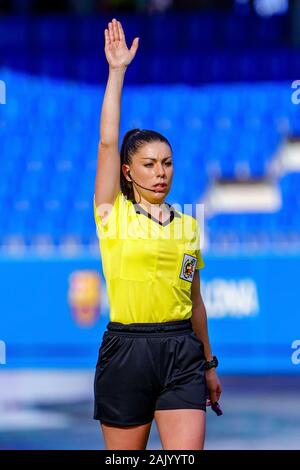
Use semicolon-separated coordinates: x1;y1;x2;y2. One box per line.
154;409;206;450
100;420;153;450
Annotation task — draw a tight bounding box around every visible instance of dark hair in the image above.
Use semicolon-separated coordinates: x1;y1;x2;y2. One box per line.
120;128;172;203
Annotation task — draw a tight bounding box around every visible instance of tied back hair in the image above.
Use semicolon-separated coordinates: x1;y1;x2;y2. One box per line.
120;128;172;204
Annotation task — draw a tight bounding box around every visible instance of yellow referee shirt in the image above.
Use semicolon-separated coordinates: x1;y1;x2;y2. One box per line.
93;190;204;324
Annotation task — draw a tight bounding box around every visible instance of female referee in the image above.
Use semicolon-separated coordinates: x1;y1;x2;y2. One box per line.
93;18;222;450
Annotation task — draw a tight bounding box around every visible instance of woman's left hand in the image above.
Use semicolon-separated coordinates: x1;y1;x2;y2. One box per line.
104;19;139;70
205;368;222;404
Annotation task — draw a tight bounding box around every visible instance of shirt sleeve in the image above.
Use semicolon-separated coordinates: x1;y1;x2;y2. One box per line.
93;190;123;239
195;218;205;270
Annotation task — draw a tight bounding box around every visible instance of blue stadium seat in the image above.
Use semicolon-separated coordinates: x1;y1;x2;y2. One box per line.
1;69;297;247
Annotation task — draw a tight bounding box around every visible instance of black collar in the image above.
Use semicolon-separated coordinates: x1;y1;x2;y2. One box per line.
133;201;181;227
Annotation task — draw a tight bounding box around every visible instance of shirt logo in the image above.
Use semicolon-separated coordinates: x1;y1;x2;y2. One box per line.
180;253;197;283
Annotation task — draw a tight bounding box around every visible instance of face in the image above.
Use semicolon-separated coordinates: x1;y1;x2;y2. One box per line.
122;141;173;204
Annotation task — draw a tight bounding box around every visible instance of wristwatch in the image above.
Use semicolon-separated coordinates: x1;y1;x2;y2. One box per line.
205;355;219;370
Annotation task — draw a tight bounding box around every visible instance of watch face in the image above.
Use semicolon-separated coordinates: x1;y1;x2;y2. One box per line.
205;356;218;370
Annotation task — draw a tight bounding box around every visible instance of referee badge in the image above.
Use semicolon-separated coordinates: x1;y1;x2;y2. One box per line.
179;253;197;283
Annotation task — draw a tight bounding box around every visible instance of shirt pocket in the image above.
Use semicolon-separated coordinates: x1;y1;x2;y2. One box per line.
119;238;158;281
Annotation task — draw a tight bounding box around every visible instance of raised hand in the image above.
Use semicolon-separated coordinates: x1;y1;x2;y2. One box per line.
104;18;139;70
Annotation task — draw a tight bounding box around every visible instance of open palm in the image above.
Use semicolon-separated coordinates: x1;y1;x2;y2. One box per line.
104;18;139;70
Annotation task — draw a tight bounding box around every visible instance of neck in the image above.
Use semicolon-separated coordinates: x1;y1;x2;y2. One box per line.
140;200;169;213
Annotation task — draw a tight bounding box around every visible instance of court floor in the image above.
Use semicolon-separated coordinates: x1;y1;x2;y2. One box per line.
0;371;299;450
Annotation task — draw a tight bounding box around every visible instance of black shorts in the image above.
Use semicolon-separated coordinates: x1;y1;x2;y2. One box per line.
93;318;208;426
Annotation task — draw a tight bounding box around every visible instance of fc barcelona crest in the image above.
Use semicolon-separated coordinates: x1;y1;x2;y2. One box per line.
179;253;197;283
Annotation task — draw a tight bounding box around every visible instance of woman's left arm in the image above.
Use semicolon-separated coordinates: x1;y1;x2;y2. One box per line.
191;269;222;404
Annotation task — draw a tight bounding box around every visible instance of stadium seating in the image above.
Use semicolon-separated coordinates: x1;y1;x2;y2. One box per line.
0;67;299;249
1;14;300;84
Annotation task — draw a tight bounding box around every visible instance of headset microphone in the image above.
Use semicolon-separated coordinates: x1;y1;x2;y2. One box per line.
127;171;160;193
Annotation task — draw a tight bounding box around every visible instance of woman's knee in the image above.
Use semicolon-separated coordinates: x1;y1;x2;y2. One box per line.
154;409;206;450
100;421;152;450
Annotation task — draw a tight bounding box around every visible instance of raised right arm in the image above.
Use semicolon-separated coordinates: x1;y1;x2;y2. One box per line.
95;67;126;208
94;19;139;216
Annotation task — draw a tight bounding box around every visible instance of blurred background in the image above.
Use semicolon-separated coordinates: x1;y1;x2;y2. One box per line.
0;0;300;450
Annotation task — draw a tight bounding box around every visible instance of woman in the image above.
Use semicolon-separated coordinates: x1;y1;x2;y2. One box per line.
93;18;222;450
